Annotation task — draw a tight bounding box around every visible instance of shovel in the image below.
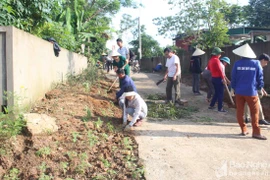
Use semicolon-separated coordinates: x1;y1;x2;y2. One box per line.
107;77;119;93
224;83;235;106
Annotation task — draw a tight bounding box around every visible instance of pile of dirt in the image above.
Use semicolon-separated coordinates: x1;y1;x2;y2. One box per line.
0;78;145;179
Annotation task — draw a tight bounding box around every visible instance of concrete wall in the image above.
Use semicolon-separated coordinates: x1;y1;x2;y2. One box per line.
0;26;87;107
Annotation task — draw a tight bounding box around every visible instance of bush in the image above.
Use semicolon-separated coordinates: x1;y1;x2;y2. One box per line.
0;108;26;138
32;22;78;51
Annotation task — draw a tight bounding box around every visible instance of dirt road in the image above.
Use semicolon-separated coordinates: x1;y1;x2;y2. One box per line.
129;72;270;180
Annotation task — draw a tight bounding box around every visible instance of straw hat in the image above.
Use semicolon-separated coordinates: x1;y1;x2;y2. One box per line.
122;91;137;97
109;50;121;57
192;48;205;56
101;52;107;56
232;44;256;59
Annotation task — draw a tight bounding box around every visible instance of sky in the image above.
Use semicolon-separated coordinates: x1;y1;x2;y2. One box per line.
106;0;249;50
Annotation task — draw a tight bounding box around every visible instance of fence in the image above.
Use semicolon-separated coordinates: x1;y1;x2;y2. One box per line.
141;42;270;87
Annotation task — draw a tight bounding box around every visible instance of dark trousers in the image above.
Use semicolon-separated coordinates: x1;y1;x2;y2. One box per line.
192;73;200;93
166;76;181;101
204;77;215;99
106;61;111;72
210;77;224;110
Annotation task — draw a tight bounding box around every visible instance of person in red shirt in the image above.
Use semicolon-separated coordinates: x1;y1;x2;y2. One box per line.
207;47;227;112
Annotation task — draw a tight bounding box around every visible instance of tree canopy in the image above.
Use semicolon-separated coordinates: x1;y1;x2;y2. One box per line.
0;0;137;60
153;0;230;49
129;25;163;58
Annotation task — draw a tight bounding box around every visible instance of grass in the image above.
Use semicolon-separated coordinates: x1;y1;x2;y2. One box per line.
0;105;26;139
147;102;199;120
72;132;80;143
35;147;51;158
192;116;213;123
146;93;165;100
82;106;92;122
3;168;20;180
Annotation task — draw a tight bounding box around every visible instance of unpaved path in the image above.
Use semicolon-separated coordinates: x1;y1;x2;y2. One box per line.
128;72;270;180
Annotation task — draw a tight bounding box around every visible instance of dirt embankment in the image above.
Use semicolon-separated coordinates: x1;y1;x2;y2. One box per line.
0;77;145;179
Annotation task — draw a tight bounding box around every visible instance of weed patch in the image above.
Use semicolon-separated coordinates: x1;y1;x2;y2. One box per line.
147;102;199;120
147;93;166;100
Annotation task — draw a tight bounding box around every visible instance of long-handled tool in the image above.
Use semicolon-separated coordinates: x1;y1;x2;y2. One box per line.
224;83;235;106
156;79;166;86
107;77;119;92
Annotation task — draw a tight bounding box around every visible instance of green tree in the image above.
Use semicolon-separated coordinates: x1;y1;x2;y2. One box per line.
129;26;163;58
222;4;249;28
0;0;137;59
246;0;270;27
153;0;230;49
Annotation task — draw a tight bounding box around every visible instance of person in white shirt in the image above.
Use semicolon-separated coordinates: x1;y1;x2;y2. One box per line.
117;38;130;61
119;86;148;131
163;48;181;104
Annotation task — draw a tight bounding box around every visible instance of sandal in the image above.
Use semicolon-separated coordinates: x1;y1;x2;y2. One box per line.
252;135;267;140
133;119;143;127
240;132;249;136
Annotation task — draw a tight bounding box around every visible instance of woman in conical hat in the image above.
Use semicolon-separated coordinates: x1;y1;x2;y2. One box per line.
190;48;205;95
110;50;130;77
231;44;266;140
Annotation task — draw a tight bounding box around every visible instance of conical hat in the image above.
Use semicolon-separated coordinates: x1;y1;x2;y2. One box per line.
232;44;256;59
192;48;205;56
109;50;121;57
101;52;107;56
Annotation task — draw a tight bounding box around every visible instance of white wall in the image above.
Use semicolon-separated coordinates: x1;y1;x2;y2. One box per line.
0;26;87;107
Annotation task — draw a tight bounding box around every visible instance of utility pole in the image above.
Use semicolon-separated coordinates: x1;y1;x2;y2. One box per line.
138;17;142;60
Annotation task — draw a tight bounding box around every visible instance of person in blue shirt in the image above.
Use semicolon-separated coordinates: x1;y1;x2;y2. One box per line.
153;62;163;72
244;53;270;125
231;44;266;140
116;69;137;100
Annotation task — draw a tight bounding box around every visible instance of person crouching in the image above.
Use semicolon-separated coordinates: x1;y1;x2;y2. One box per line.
119;86;148;131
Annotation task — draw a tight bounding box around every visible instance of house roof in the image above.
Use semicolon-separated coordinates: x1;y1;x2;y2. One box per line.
228;27;270;36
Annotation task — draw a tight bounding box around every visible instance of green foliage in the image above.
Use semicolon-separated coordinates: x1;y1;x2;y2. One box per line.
247;0;270;27
129;33;163;58
147;102;198;120
147;93;165;100
39;162;53;180
0;112;26;138
222;4;248;28
106;122;114;133
94;118;103;129
153;0;230;49
75;153;91;174
87;130;98;147
3;168;20;180
35;147;51;158
0;0;137;58
82;106;92;122
33;22;77;51
72;132;80;143
60;162;69;175
0;91;27;139
122;137;133;150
